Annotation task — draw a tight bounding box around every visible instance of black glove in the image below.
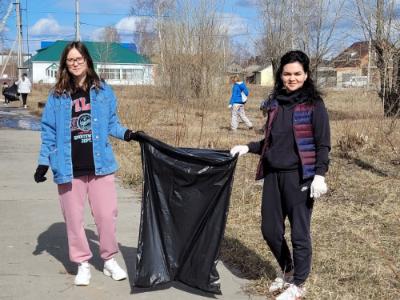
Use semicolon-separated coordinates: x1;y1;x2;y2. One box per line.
124;129;140;142
34;165;49;183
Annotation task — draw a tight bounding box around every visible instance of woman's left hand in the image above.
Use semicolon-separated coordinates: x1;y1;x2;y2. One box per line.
124;129;139;142
230;145;249;157
310;175;328;198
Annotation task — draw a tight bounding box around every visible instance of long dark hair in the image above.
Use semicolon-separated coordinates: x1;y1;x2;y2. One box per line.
271;50;321;101
54;41;101;95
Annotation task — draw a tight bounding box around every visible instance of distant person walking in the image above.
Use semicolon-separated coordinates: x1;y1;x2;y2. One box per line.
34;41;139;286
230;50;331;300
16;73;32;108
2;81;9;105
228;74;253;131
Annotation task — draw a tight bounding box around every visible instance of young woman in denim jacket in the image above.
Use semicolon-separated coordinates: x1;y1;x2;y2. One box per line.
230;51;331;300
34;41;138;286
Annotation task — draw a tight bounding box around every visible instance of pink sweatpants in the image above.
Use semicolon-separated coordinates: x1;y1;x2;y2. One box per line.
57;174;118;263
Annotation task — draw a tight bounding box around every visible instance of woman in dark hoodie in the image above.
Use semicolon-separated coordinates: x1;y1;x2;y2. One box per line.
230;50;330;300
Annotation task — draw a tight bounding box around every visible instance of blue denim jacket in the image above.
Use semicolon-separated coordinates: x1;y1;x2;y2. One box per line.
38;83;128;184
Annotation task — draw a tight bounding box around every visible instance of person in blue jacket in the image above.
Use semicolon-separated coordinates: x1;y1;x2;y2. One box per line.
230;51;331;300
33;41;138;286
229;74;253;131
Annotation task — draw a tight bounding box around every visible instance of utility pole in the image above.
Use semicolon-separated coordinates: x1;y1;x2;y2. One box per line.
15;0;23;79
291;0;294;50
75;0;80;41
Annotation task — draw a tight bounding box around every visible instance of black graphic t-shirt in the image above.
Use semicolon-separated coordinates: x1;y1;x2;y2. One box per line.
71;88;95;177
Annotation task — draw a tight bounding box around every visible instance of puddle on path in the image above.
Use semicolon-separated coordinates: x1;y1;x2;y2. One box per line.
0;107;41;131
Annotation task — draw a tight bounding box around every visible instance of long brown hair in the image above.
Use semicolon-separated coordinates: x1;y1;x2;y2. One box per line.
54;41;101;95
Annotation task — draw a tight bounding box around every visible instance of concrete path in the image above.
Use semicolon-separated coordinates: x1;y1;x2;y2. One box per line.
0;109;264;300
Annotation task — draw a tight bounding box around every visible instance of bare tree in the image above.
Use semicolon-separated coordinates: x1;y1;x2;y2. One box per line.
134;17;156;57
160;0;226;98
230;41;252;67
256;0;292;73
130;0;175;77
0;0;14;48
131;0;226;99
294;0;345;78
94;26;121;80
102;26;121;43
257;0;344;78
355;0;400;116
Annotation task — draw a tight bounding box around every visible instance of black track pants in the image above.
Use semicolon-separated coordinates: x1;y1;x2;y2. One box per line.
261;170;314;286
21;93;28;106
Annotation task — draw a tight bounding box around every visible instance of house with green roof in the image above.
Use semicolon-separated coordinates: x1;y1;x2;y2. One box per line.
31;40;154;85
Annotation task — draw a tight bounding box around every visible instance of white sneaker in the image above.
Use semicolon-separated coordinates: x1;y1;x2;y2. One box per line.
23;105;27;108
276;284;306;300
74;262;91;286
269;273;293;293
103;258;127;281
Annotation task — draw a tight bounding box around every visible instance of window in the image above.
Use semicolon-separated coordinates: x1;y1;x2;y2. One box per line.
98;68;121;80
122;69;144;81
350;51;357;58
46;64;58;78
46;68;57;78
343;73;356;82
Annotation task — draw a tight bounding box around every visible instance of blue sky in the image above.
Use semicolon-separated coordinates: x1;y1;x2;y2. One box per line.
2;0;261;55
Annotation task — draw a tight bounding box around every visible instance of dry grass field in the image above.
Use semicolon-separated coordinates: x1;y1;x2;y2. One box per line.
29;84;400;299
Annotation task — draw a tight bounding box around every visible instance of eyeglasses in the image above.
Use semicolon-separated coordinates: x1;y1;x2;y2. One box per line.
66;57;85;65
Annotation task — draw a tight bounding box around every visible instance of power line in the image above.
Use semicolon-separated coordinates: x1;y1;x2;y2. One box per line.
28;10;130;16
3;35;75;42
25;10;255;20
26;10;168;18
80;21;261;37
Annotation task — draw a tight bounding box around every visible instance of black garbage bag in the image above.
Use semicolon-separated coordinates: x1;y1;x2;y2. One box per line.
133;132;238;294
3;83;20;101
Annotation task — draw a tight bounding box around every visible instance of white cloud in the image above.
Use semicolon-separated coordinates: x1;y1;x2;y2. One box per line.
115;16;139;33
90;16;155;41
218;13;248;36
116;16;155;33
90;27;106;41
89;13;246;42
30;17;72;36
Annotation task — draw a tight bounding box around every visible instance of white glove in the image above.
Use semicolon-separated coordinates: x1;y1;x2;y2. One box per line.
230;145;249;157
228;104;232;109
310;175;328;198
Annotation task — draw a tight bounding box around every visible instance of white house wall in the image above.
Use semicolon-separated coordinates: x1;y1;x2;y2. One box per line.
260;66;274;86
336;69;362;88
96;63;154;85
32;62;155;85
32;62;57;84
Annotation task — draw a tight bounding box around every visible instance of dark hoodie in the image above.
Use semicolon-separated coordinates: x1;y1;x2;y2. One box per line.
248;88;331;176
